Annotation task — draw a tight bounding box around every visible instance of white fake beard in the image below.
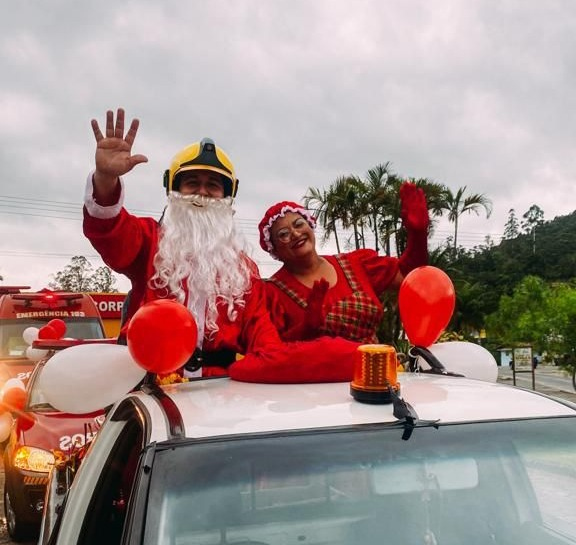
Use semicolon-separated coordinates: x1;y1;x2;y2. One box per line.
149;193;252;337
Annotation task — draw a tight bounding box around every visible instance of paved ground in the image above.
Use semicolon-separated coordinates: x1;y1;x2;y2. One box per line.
497;364;576;403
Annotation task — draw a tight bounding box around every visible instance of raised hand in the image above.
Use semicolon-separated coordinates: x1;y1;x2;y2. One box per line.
400;181;429;232
305;278;330;330
91;108;148;181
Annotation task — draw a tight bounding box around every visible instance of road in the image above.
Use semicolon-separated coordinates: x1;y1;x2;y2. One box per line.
0;466;31;545
0;365;574;544
497;364;576;403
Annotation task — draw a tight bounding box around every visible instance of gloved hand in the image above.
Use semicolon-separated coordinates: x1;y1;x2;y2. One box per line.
398;182;429;275
305;279;330;331
400;182;429;232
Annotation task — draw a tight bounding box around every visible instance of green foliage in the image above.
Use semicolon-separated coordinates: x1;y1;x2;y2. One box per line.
486;276;576;363
49;256;118;293
454;210;576;317
485;276;549;349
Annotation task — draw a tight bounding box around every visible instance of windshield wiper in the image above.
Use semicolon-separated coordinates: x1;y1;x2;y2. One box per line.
389;387;439;441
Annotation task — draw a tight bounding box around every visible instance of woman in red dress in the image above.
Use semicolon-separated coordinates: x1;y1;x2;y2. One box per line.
258;183;430;344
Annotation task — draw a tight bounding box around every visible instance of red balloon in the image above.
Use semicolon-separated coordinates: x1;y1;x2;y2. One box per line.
2;387;27;412
398;266;455;347
38;324;58;340
17;414;35;432
46;319;67;338
126;299;198;374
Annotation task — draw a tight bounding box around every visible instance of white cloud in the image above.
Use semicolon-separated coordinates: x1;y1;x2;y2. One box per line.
0;92;49;137
0;0;575;288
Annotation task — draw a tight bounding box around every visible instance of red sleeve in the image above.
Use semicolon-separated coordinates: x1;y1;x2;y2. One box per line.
83;208;158;324
263;281;291;333
347;249;400;295
83;207;158;280
238;261;283;353
228;336;359;383
398;229;428;277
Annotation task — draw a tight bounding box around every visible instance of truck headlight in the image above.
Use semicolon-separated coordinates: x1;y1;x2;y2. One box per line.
13;446;55;473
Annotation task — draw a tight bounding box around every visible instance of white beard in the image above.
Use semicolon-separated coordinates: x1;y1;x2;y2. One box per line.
149;193;252;338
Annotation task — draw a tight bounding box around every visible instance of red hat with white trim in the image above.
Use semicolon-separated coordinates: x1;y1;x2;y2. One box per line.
258;201;317;256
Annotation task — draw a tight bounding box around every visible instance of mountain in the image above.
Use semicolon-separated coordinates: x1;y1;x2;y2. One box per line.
451;210;576;316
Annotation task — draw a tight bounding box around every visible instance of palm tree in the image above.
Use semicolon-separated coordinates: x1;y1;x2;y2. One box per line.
326;176;366;251
441;186;492;252
362;163;396;254
303;187;341;252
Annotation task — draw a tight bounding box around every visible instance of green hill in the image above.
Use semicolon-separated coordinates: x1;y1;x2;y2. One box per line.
450;210;576;317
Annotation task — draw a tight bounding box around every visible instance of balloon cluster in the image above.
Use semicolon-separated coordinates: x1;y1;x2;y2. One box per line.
0;378;28;442
22;319;68;362
38;299;198;414
38;318;67;340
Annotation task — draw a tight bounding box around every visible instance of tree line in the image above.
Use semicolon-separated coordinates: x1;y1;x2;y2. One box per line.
302;163;492;257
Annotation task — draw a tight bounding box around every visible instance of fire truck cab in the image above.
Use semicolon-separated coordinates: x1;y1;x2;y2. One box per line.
88;292;127;338
0;286;106;387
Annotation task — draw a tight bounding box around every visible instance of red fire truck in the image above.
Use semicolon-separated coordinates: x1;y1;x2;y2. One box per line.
0;286;106;387
87;292;127;338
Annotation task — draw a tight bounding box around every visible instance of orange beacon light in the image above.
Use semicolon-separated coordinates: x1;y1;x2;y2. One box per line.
350;344;400;404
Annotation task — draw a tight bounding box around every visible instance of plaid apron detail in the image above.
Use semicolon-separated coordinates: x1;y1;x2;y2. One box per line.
268;255;383;343
267;277;307;307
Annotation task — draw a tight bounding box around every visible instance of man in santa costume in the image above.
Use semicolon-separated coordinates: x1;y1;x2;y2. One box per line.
83;108;359;383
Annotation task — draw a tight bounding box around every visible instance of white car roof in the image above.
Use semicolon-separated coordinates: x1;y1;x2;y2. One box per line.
129;373;576;441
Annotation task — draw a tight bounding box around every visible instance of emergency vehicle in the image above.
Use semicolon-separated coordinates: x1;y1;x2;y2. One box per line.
0;286;106;386
3;338;114;541
87;292;127;338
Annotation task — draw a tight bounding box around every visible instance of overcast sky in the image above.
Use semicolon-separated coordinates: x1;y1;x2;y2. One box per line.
1;0;575;292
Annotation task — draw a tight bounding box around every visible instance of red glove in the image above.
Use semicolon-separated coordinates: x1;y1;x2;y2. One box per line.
398;182;429;275
400;182;429;232
305;279;329;330
281;279;329;341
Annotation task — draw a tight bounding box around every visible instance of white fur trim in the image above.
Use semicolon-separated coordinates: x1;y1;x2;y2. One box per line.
83;170;125;219
262;205;316;255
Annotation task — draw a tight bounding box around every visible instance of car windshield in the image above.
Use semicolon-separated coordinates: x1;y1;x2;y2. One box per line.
0;318;104;359
25;359;54;411
145;416;576;545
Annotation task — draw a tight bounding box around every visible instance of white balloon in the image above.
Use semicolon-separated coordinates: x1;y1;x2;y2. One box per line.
0;412;13;443
25;346;49;362
38;344;147;414
417;341;498;383
2;378;26;395
22;327;39;346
